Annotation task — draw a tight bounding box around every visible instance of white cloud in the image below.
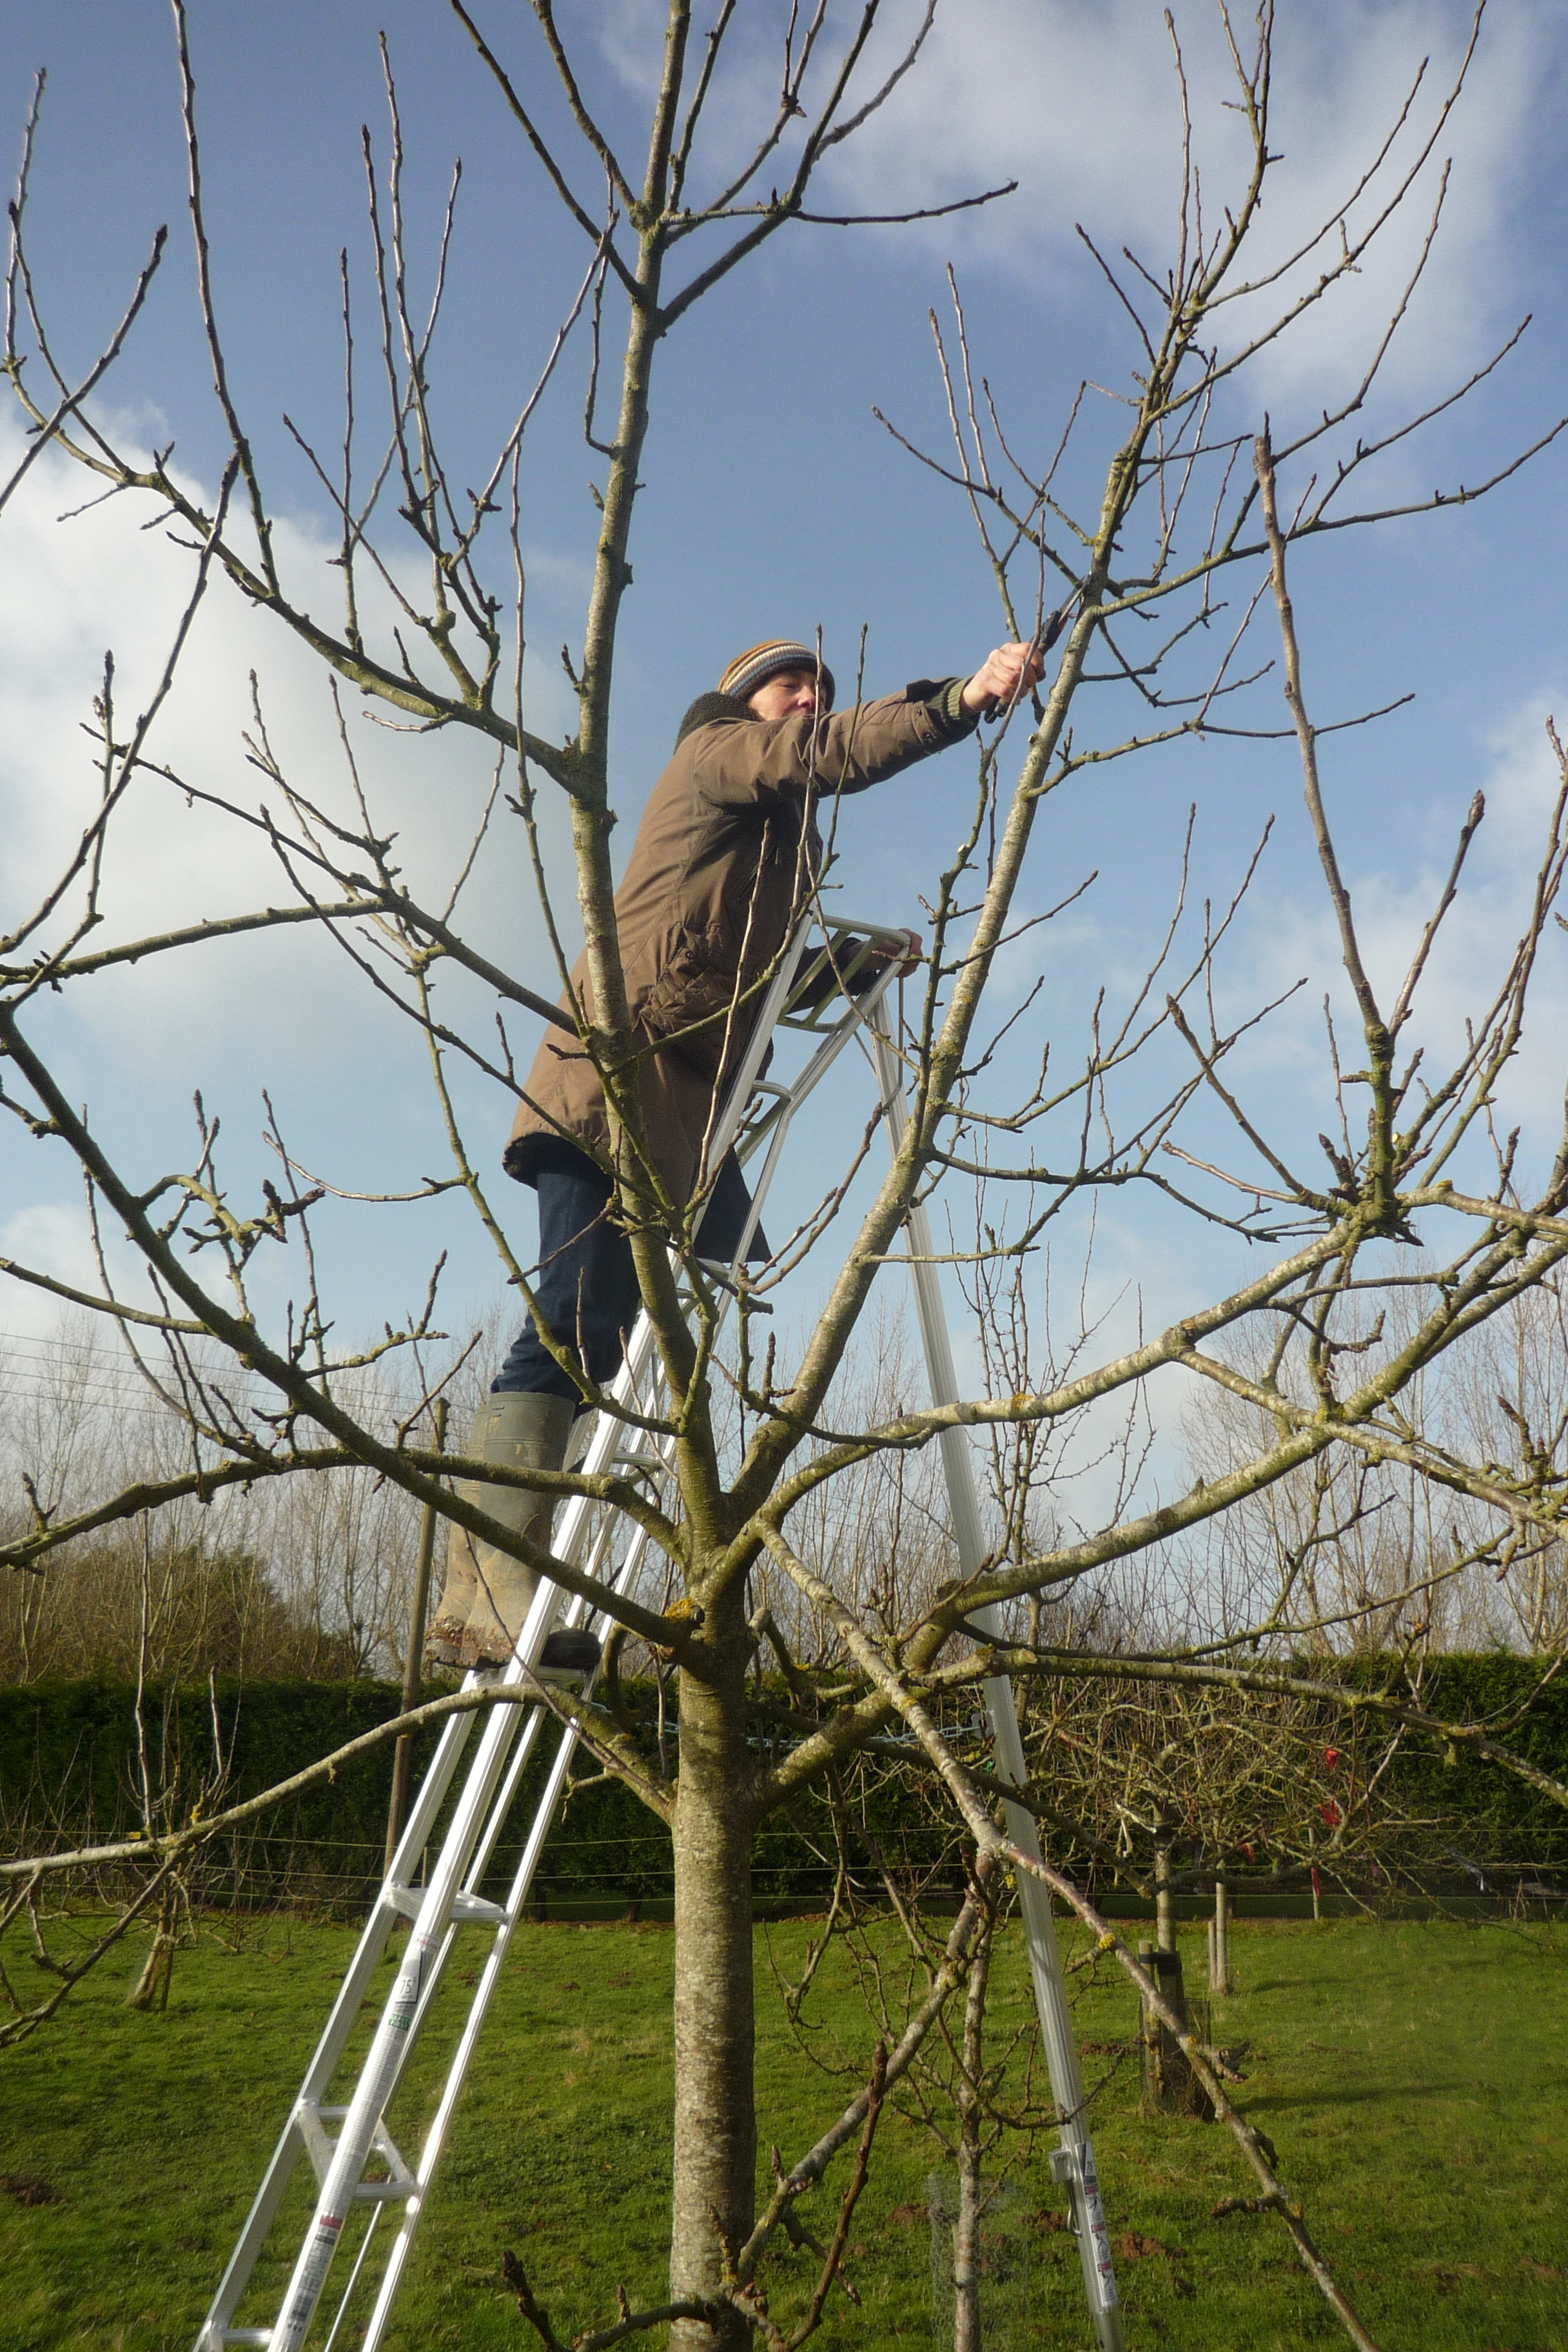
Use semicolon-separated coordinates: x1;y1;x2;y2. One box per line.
812;0;1551;406
0;425;582;1075
1213;679;1568;1192
0;1205;106;1345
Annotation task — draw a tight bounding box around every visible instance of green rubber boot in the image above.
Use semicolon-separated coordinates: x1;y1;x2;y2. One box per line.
462;1393;576;1670
424;1396;505;1668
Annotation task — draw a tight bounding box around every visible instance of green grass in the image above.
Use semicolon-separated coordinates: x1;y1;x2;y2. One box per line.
1;1912;1565;2349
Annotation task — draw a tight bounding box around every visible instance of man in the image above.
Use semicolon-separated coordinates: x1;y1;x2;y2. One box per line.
427;633;1044;1670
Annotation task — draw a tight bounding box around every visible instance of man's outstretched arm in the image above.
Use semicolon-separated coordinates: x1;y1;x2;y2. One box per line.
696;640;1050;803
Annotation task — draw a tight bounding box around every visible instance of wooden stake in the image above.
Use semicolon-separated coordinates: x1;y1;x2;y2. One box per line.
1154;1834;1175;1952
1138;1938;1213;2122
383;1398;447;1879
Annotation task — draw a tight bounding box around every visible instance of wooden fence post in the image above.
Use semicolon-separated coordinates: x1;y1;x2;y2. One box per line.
382;1398;447;1879
1208;1872;1230;1996
1154;1832;1175;1952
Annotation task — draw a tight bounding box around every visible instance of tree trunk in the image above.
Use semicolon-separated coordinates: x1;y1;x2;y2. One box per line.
125;1879;177;2012
669;1627;756;2351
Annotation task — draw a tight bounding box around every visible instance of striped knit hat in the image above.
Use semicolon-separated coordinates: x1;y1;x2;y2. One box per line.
718;639;835;710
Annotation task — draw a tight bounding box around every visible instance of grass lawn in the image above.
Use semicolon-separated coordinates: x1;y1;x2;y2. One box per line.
1;1910;1565;2350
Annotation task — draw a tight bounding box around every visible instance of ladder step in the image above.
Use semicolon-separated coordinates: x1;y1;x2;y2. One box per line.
450;1890;508;1925
297;2099;334;2186
384;1884;506;1926
297;2103;415;2201
219;2334;273;2346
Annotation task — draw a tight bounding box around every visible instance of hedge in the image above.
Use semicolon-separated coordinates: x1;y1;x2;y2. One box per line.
2;1656;1565;1914
1341;1651;1568;1876
0;1676;952;1914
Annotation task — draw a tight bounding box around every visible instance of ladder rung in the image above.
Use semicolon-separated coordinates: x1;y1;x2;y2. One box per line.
220;2333;273;2346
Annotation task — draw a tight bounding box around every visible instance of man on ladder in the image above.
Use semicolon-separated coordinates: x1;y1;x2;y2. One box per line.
426;631;1045;1674
197;636;1128;2352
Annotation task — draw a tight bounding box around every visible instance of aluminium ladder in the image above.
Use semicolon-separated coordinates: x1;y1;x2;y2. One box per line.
195;910;1122;2352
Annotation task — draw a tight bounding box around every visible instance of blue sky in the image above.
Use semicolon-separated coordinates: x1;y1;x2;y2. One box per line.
2;1;1566;1498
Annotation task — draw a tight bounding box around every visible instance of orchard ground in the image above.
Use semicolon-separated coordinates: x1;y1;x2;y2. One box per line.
1;1914;1564;2350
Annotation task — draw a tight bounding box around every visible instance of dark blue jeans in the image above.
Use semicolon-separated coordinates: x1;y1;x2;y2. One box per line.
493;1141;767;1402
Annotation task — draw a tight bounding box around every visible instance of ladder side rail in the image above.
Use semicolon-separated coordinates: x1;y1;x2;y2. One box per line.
268;1688;540;2352
691;924;813;1177
319;1506;662;2352
377;1695;551;2088
547;1296;670;1507
206;1026;707;2348
703;908;907;1176
794;910;917;965
357;1709;591;2352
382;1688;492;1889
724;933;903;1167
364;1434;677;2248
355;1522;663;2352
393;1461;643;2048
724;963;903;1266
492;1323;672;1696
318;2203;384;2352
198;1916;400;2352
195;1700;489;2348
275;1438;655;2333
774;913;921;1037
353;1419;662;2112
451;1493;668;1935
867;1019;1125;2351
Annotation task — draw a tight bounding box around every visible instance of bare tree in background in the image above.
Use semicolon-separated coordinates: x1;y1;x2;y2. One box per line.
5;6;1568;2346
0;1323;456;1679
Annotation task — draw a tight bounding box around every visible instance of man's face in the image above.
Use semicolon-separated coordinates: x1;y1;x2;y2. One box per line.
745;666;821;722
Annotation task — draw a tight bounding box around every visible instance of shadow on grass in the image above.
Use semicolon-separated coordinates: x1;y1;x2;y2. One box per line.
1244;2079;1469;2112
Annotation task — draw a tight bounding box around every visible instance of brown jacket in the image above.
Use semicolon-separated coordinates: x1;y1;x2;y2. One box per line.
505;681;974;1207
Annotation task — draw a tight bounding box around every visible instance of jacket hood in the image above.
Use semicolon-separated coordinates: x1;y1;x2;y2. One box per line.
674;691;749;749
